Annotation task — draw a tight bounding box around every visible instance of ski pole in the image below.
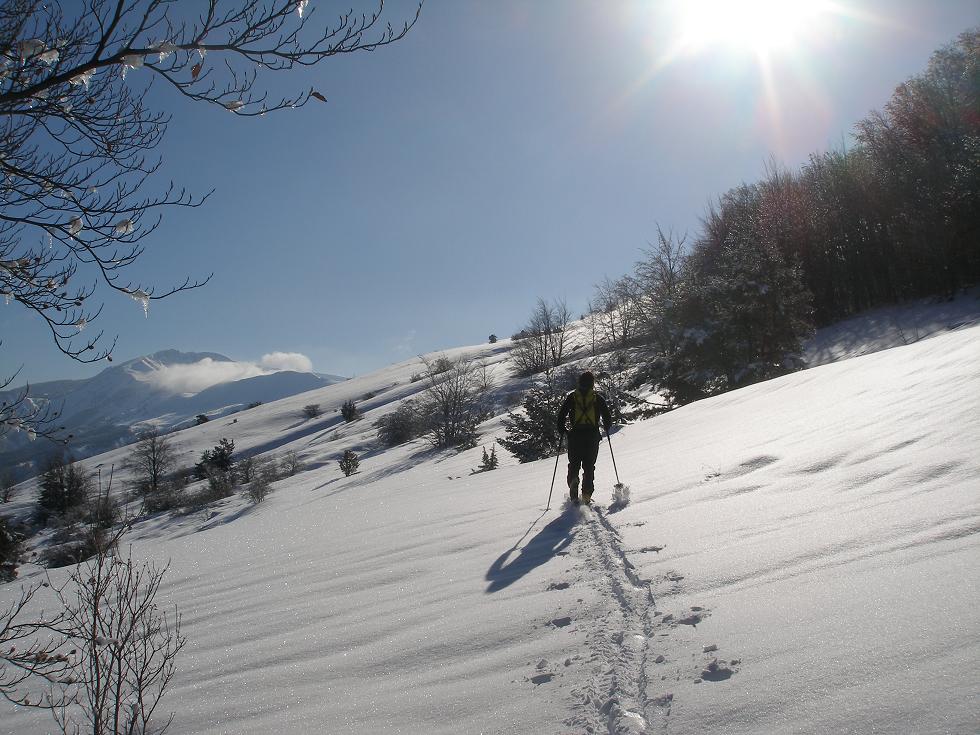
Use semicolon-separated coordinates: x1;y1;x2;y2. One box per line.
605;427;622;487
546;432;564;511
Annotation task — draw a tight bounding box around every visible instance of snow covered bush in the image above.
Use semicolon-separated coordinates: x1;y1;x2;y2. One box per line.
303;404;322;419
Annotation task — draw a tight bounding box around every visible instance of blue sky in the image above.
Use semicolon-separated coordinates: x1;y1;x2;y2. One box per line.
2;0;977;385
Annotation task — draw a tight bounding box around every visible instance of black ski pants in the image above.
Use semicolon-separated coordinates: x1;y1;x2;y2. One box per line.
566;427;601;496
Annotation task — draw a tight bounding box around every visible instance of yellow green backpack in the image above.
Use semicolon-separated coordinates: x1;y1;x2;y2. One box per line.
572;389;597;427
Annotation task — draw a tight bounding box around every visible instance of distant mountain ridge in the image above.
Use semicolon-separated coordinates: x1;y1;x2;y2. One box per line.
0;350;345;476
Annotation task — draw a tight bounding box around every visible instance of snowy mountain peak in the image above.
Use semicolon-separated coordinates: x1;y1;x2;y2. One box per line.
0;349;345;475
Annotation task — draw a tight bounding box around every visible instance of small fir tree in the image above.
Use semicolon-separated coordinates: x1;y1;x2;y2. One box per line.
38;454;90;519
498;383;568;463
339;450;360;477
472;446;499;474
340;399;360;422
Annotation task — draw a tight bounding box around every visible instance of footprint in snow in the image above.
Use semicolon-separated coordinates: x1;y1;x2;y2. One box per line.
698;658;738;682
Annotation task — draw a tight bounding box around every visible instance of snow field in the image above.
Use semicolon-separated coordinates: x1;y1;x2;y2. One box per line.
2;306;978;734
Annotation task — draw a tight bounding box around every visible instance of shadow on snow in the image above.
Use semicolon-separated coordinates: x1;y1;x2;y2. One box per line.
485;507;578;593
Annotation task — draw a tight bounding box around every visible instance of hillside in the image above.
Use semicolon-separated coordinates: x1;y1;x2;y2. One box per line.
1;310;978;734
0;350;346;475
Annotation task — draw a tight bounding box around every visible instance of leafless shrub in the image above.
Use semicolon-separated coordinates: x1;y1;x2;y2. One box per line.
1;526;184;734
0;0;420;440
416;356;494;449
278;451;304;477
511;298;574;376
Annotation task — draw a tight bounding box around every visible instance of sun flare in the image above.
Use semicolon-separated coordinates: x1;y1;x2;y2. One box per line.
671;0;833;56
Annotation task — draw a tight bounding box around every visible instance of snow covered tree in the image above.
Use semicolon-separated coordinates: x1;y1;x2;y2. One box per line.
303;404;322;419
0;0;421;442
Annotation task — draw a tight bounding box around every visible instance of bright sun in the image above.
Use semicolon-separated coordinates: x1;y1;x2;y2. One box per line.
671;0;831;56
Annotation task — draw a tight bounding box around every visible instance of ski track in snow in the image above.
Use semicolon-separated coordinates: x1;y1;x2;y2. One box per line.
551;504;735;734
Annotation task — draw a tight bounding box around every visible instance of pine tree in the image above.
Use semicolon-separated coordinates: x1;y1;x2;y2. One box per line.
37;455;90;521
339;450;360;477
472;446;499;474
498;384;568;463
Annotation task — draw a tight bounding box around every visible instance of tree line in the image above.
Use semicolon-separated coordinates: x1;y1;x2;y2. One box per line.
566;28;979;404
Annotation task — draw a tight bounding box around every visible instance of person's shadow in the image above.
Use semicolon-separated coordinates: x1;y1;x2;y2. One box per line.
485;507;579;593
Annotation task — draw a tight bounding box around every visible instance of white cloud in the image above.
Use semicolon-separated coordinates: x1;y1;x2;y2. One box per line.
260;352;313;373
138;352;314;394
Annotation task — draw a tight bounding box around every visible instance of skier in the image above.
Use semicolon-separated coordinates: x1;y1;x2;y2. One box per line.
557;370;612;506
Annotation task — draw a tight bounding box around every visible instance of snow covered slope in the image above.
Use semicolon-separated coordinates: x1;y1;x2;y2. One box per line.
2;323;978;734
0;350;346;474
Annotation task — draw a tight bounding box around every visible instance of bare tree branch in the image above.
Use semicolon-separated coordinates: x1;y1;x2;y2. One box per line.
0;0;421;439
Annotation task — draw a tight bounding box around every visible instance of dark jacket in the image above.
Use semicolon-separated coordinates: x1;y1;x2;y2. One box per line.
557;388;612;434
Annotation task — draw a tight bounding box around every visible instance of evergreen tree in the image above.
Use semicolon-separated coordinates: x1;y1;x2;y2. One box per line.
0;516;20;582
498;382;569;463
483;446;499;471
339;450;360;477
340;400;360;422
38;454;89;519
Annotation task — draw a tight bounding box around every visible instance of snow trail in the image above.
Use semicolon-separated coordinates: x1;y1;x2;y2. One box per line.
565;505;660;734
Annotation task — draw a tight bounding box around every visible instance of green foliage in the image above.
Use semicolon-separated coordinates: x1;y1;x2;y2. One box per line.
193;438;236;498
340;399;360;422
375;401;421;447
339;450;360;477
657;204;815;401
38;454;90;520
472;446;499;474
195;438;235;478
0;516;21;581
498;380;570;463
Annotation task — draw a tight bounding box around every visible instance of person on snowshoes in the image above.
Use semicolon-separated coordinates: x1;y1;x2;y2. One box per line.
557;370;612;506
